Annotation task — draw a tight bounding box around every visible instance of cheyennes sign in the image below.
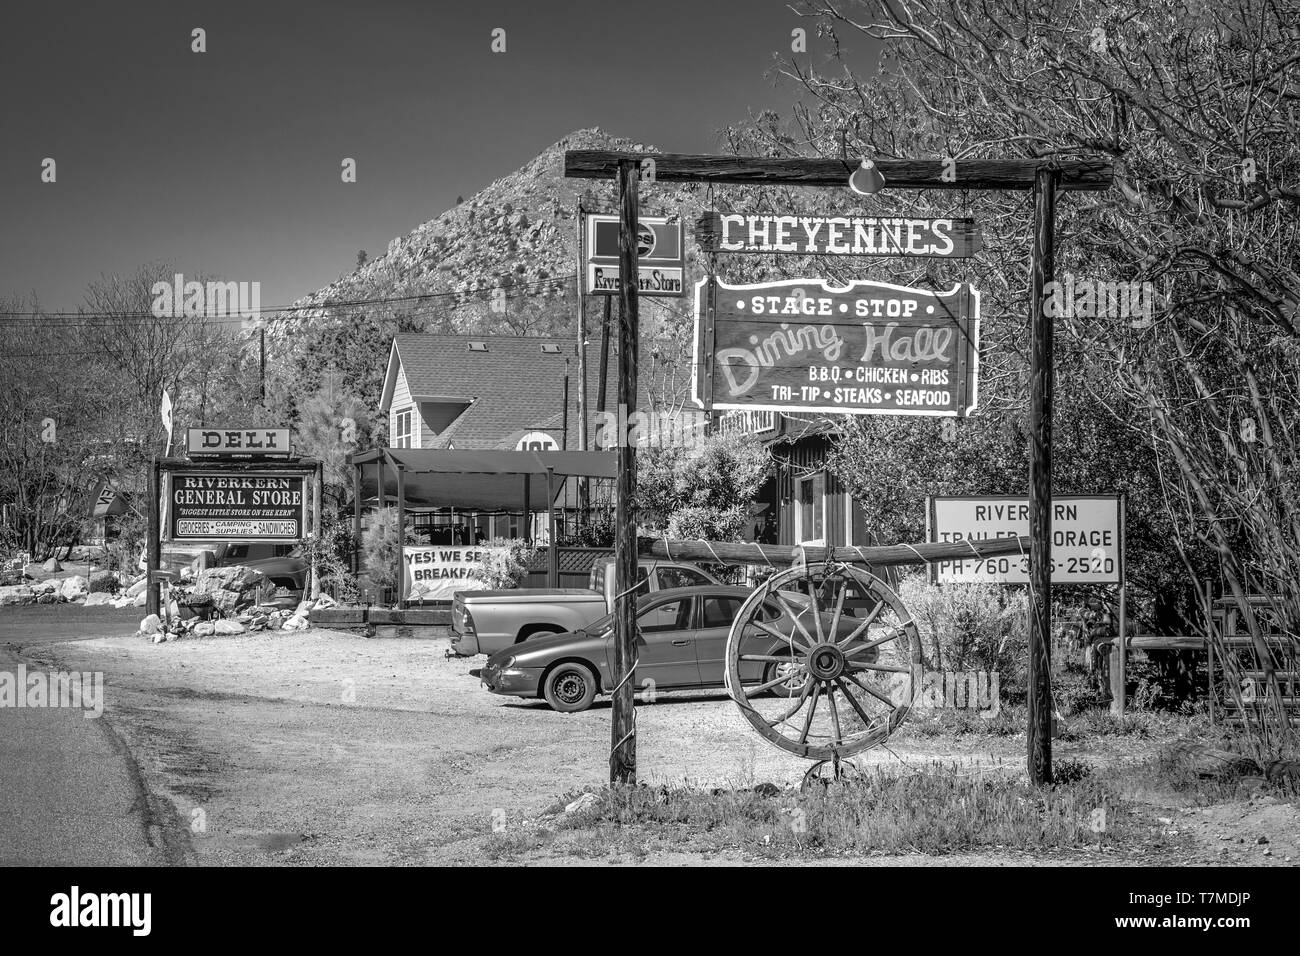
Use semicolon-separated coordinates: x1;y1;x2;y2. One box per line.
169;473;306;541
584;213;684;297
695;213;981;258
694;277;979;417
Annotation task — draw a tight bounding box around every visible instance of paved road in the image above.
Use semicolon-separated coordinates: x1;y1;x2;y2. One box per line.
0;608;187;865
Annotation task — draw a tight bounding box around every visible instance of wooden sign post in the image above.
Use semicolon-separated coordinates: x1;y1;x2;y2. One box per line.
611;160;641;785
566;149;1111;788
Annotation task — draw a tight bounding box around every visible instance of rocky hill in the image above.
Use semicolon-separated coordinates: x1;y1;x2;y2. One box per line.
268;128;710;345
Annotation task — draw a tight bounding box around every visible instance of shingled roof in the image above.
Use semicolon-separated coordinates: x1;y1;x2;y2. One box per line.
381;333;635;450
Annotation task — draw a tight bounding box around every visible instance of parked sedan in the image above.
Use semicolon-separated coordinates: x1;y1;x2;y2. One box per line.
478;585;878;712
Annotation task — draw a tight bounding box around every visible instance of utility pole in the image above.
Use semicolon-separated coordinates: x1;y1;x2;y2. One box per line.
1027;166;1059;786
575;201;590;513
610;160;640;785
260;325;267;402
597;296;612;414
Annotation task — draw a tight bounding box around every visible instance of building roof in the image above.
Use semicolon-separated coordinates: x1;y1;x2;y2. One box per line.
381;333;635;450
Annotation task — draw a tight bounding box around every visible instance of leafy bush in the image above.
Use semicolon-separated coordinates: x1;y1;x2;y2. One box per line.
360;507;415;592
471;538;538;589
897;572;1029;702
88;570;119;593
300;511;359;603
635;432;768;541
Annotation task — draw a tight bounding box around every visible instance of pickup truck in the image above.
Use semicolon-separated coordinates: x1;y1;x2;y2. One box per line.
450;557;720;657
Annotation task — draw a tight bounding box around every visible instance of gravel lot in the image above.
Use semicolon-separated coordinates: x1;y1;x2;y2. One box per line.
23;626;1299;866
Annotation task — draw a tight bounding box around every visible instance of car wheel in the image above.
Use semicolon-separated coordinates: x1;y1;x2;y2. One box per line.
543;663;597;713
764;654;808;698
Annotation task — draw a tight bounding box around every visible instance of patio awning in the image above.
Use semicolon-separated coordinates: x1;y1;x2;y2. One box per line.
351;448;617;510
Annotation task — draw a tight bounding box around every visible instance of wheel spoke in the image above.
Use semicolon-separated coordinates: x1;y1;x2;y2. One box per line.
807;576;825;642
826;681;844;746
826;579;847;642
740;653;799;664
837;599;885;647
753;619;812;654
845;671;900;709
835;676;879;726
845;625;908;657
772;591;815;644
748;665;809;696
848;661;912;674
766;682;812;727
798;681;822;744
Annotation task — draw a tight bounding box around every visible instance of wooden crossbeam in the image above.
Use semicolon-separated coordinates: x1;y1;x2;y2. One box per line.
564;151;1113;192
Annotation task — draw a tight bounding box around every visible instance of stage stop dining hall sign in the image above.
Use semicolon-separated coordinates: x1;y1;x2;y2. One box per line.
169;473;306;541
694;277;979;417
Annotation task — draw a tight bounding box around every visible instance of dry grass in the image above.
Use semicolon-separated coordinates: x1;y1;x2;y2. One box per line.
484;764;1140;860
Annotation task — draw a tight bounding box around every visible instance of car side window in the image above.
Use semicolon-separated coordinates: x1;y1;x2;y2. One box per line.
634;566;650;596
701;596;744;629
757;601;784;622
657;566;711;590
639;597;691;633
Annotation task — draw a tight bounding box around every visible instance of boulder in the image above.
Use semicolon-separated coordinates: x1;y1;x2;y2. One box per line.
193;621;216;637
132;591;147;607
81;592;112;608
314;593;338;610
125;577;147;597
88;570;118;594
213;619;245;636
281;614;309;631
42;557;62;573
36;593;58;605
0;585;35;607
139;613;162;634
60;575;89;601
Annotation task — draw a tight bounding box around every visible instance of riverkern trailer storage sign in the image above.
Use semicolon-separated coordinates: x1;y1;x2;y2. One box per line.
927;495;1122;584
693;277;979;417
169;473;306;541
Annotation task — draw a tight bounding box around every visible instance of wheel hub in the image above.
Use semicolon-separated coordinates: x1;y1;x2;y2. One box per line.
804;641;846;681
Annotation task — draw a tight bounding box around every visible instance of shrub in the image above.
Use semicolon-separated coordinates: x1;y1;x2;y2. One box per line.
300;511;359;603
471;538;538;589
897;572;1029;702
88;570;119;594
360;507;415;593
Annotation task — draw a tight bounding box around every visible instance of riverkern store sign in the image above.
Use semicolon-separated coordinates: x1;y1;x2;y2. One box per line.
169;473;306;541
695;213;981;258
926;495;1123;584
693;277;979;417
584;213;684;297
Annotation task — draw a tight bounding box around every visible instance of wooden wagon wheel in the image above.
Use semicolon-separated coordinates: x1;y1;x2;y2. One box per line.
724;562;921;761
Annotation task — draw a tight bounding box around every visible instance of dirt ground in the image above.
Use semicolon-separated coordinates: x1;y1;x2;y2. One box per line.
22;627;1300;866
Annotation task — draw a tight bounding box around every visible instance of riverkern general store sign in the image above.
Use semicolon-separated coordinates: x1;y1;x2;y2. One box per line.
695;213;981;258
169;473;306;541
693;277;979;417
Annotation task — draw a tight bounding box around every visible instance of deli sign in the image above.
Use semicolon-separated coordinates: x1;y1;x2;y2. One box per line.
187;427;291;457
693;277;979;417
170;472;306;541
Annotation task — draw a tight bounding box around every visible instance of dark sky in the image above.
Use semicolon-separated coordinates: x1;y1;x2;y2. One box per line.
0;0;869;311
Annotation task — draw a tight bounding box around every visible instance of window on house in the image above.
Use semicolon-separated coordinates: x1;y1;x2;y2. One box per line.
796;474;825;544
394;408;413;448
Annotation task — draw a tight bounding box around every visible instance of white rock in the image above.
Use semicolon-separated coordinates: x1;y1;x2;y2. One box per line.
139;613;162;634
132;591;147;607
60;575;89;600
314;593;337;609
564;792;599;814
42;557;62;573
194;622;216;637
213;619;245;635
125;578;147;597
